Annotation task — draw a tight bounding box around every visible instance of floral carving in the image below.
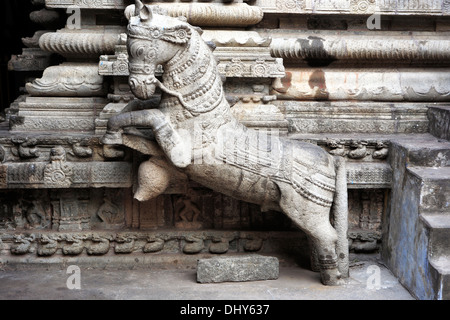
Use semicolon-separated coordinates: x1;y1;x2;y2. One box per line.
44;146;73;188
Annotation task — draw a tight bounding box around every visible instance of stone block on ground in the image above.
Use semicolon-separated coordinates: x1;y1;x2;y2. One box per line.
196;255;279;283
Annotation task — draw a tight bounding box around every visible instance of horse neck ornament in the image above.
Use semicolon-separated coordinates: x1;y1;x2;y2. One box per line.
103;1;349;286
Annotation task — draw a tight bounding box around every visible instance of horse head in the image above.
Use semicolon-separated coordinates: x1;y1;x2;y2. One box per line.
125;0;193;100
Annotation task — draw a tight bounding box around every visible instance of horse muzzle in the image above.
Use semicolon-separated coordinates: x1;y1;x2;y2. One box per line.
129;77;157;100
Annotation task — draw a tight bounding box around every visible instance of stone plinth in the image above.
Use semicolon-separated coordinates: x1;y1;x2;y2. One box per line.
197;255;279;283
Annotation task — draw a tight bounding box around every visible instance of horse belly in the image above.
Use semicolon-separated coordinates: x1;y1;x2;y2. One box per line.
288;141;337;208
185;164;276;207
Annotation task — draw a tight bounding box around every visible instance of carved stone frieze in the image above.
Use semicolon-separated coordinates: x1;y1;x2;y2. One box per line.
11;97;106;132
270;36;450;62
254;0;450;15
242;101;429;134
272;68;450;102
2;161;132;189
25;63;108;97
231;102;289;132
46;0;126;9
0;230;306;257
346;162;392;189
96;189;125;228
44;146;74;188
10;137;40;159
51;191;90;231
325;138;389;161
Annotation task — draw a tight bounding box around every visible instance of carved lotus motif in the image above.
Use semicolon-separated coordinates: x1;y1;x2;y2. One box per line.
350;0;376;13
44;146;73;187
226;59;245;77
277;0;305;11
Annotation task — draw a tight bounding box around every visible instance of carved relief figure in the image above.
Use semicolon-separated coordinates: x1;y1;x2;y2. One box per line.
174;189;202;229
103;1;349;285
97;190;124;227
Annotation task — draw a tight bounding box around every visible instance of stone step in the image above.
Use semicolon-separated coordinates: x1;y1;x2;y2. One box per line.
391;135;450;167
428;105;450;141
407;167;450;214
429;256;450;300
420;213;450;258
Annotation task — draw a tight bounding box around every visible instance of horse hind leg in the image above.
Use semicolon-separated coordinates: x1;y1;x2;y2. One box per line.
279;189;344;286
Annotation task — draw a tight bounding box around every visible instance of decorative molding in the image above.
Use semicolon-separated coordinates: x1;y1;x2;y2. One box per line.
271;36;450;62
272;68;450;102
1;230;303;257
254;0;450;15
346;162;392;189
282;101;429;134
46;0;126;9
11;97;106;132
45;1;264;25
2;162;132;189
154;3;264;27
44;146;74;188
25;63;107;97
39;28;122;58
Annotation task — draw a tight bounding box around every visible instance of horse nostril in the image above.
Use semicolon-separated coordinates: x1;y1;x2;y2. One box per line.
129;79;137;89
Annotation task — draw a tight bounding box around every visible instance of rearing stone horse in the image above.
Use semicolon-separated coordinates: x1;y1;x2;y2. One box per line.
103;1;349;285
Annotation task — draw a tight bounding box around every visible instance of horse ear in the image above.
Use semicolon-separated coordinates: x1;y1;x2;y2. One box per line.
161;25;192;44
140;4;153;22
124;5;136;21
192;26;204;36
135;0;144;16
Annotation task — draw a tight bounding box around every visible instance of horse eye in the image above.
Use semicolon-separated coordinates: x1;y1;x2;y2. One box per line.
136;47;145;57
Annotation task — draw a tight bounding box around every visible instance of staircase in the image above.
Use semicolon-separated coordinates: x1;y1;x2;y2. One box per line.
382;106;450;300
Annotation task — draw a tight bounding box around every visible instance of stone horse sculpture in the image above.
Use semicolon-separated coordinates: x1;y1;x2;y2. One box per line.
103;0;349;285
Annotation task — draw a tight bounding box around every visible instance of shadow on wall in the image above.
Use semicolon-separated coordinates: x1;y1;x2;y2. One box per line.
0;0;39;117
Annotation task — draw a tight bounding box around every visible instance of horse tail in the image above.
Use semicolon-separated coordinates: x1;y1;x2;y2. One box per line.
332;156;349;278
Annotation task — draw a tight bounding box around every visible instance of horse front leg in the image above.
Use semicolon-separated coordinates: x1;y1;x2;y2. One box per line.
102;109;191;168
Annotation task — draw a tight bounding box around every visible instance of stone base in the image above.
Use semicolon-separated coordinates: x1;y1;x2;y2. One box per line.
197;254;279;283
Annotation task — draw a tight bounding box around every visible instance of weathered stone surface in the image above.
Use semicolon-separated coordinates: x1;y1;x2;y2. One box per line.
0;230;307;258
39;27;123;58
382;136;450;300
8;48;52;72
47;1;263;26
197;255;279;283
282;101;429;134
272;68;450;102
2;161;132;189
25;63;107;97
11;97;106;132
254;0;450;15
428;106;450;141
270;35;450;62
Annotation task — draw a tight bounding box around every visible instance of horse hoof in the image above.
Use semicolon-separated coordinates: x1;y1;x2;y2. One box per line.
321;270;346;286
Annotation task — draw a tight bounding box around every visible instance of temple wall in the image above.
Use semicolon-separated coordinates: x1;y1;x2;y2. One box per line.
1;0;449;298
